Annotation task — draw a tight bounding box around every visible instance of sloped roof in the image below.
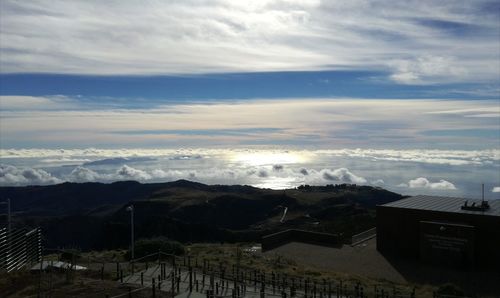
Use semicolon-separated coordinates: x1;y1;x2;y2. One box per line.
380;195;500;217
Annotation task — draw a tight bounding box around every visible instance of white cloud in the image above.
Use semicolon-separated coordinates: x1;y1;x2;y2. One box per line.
1;147;499;167
320;168;367;184
371;179;385;186
0;1;498;83
0;164;62;186
116;165;151;181
390;56;467;84
406;177;456;190
492;187;500;193
0;96;79;111
68;166;101;182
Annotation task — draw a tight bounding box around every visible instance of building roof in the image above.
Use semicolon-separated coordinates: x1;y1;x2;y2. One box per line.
380;195;500;217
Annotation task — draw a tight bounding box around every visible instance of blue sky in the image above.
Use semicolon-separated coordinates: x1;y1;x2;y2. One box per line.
0;1;499;194
1;71;499;102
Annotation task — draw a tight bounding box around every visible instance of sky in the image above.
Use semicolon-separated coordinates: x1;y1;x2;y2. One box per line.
0;1;499;197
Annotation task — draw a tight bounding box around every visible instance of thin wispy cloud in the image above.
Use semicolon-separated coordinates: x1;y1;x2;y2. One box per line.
0;96;498;149
1;1;498;84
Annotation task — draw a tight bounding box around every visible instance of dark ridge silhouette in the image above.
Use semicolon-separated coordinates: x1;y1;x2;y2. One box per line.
0;180;403;250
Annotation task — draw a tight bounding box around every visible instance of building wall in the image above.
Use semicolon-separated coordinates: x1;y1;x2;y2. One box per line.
376;206;500;271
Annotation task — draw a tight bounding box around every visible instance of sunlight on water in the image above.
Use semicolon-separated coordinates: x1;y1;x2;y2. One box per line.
253;177;299;190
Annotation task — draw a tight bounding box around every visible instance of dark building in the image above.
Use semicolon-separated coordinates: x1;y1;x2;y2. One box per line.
377;195;500;271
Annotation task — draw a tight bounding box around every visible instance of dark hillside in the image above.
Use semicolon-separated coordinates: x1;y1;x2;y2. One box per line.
0;180;403;250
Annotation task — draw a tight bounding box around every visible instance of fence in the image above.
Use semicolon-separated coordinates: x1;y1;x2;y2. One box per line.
0;227;42;272
28;248;425;298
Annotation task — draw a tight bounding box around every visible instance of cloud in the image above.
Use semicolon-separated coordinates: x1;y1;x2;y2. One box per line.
116;165;151;181
68;166;101;182
0;96;79;111
0;164;62;186
273;164;284;171
405;177;457;190
390;55;467;84
257;169;269;178
1;98;499;149
492;187;500;193
320;168;367;184
0;1;498;83
371;179;385;186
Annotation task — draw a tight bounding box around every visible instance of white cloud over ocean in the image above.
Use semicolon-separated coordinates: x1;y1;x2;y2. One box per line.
1;148;499;199
1;1;498;84
0;164;62;185
401;177;457;190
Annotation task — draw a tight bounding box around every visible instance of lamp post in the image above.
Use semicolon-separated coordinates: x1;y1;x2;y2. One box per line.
126;205;134;260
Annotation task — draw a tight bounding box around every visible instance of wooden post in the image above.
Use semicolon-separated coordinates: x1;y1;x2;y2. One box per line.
190;267;193;292
171;270;175;295
152;278;156;298
272;272;275;294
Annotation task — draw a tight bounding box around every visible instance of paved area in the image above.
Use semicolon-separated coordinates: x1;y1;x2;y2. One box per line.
262;238;407;283
262;238;500;295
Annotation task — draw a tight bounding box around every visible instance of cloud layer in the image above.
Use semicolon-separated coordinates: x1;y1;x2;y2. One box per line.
2;147;499;199
1;1;498;84
1;97;498;149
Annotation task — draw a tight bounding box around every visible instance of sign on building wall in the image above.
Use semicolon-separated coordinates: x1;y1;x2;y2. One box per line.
419;221;475;269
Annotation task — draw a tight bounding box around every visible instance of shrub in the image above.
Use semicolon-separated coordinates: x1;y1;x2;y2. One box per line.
436;283;465;296
127;237;184;260
60;249;82;262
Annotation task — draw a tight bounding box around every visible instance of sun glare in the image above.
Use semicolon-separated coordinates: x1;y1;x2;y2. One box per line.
231;151;306;166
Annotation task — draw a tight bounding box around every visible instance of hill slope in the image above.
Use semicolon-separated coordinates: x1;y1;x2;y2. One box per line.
0;180;403;249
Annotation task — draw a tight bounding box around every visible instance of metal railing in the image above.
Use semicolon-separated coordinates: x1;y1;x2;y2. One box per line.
351;227;376;246
0;227;41;272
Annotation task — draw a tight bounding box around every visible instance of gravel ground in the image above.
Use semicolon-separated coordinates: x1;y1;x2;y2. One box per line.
262;238;500;296
262;238;407;282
